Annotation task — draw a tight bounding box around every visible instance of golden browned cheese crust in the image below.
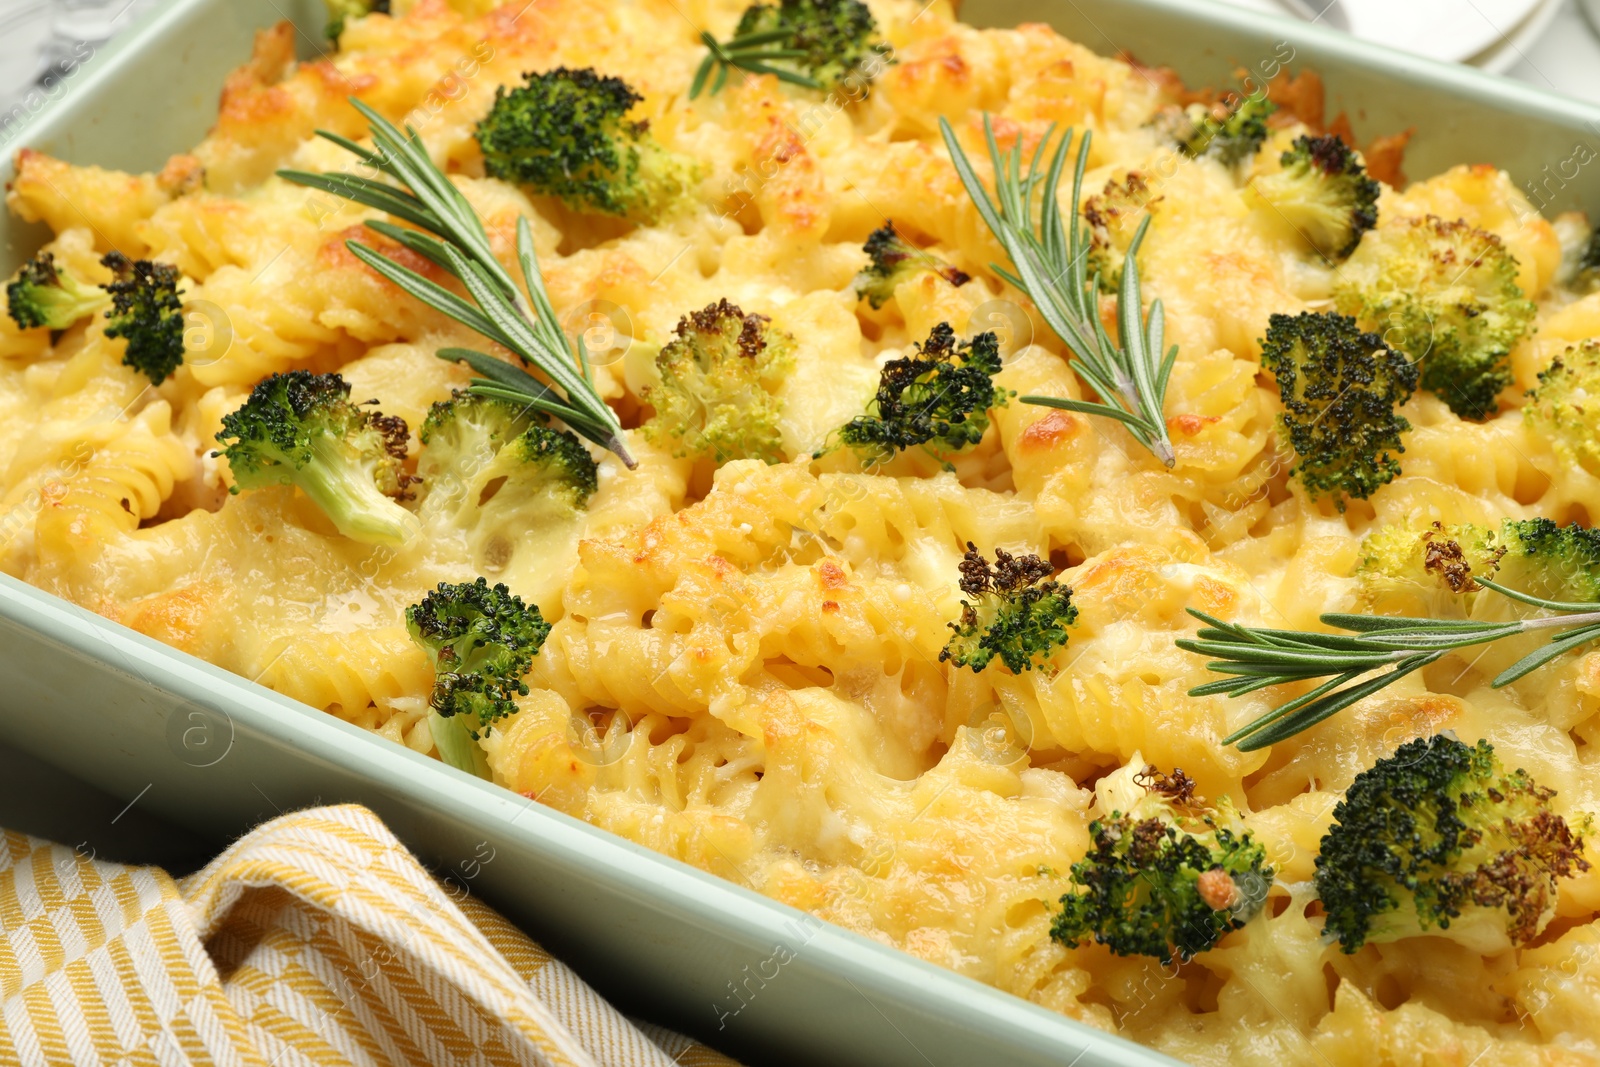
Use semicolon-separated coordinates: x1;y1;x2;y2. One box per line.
3;1;1599;1062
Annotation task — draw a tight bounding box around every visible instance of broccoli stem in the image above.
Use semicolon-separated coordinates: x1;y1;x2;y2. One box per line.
299;436;420;547
34;283;107;329
428;711;491;778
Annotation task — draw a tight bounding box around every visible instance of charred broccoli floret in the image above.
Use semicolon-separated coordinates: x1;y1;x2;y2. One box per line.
1260;311;1418;508
1083;171;1161;294
1354;520;1501;617
214;370;419;547
1314;734;1588;954
406;577;551;777
1052;764;1272;965
726;0;889;94
1163;92;1277;166
642;299;794;464
1333;215;1535;420
1527;342;1600;472
476;67;695;220
829;322;1007;467
853;223;970;309
325;0;388;39
7;250;187;382
1244;134;1379;260
940;543;1077;673
6;252;107;331
101;251;185;385
1356;517;1600;618
1357;521;1499;594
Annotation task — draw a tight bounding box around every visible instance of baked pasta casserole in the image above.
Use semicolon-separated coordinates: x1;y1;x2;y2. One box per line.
5;0;1600;1062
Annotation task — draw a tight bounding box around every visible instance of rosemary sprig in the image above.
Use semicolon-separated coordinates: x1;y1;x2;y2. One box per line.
690;28;822;97
1179;577;1600;751
278;98;636;468
939;116;1178;467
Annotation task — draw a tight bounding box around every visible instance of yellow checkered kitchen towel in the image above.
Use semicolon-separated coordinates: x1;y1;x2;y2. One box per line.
0;804;742;1067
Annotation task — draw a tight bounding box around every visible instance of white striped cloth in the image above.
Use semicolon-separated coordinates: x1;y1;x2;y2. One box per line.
0;804;742;1067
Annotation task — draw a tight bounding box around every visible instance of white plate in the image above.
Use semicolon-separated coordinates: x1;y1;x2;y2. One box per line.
1209;0;1552;66
1339;0;1545;63
0;0;50;105
1472;0;1563;74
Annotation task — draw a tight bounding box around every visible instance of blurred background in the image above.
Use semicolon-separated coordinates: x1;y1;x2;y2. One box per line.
0;0;155;105
4;0;1600;109
1226;0;1600;97
3;0;1600;106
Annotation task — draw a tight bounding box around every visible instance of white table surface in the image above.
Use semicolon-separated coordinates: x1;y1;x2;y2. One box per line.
2;0;1600;862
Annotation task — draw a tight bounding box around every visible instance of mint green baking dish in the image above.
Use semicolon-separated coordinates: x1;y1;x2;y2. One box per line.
2;3;1598;1065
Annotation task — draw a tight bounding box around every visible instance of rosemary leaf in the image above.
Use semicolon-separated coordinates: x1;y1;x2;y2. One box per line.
1182;578;1600;750
1231;655;1439;752
1493;623;1600;686
939;116;1178;466
278;97;636;468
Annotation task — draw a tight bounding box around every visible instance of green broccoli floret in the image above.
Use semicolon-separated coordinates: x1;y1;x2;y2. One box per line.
829;322;1007;467
419;390;596;516
729;0;889;94
1314;734;1588;954
417;390;533;520
642;299;793;464
325;0;388;39
476;67;695;220
407;577;551;777
6;252;107;331
939;543;1077;673
853;223;970;309
1260;311;1418;509
1334;215;1535;420
1163;92;1277;166
407;577;549;731
101;251;185;385
214;370;419;547
1492;518;1600;606
415;392;596;575
1527;342;1600;473
420;390;537;457
1052;767;1272;965
1083;171;1160;294
1244;134;1379;260
478;422;597;508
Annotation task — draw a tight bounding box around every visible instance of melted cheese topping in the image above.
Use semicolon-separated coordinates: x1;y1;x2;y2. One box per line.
5;2;1600;1062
